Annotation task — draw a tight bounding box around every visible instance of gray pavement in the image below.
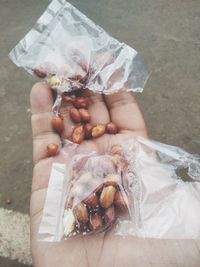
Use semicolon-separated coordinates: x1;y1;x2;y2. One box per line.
0;0;200;266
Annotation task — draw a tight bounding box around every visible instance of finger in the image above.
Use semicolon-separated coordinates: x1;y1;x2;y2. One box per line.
81;88;110;125
30;82;61;164
104;91;147;137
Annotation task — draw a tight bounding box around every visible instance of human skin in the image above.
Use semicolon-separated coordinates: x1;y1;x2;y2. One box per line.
31;82;200;267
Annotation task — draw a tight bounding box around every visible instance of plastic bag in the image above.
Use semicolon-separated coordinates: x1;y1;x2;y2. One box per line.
9;0;149;96
39;152;131;241
39;137;200;241
118;137;200;238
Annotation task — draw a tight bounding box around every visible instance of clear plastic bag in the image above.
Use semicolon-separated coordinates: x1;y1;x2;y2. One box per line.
9;0;149;95
39;152;131;241
39;137;200;241
118;137;200;239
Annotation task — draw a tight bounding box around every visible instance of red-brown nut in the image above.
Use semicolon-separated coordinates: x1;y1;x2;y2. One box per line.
69;108;81;123
90;213;103;231
106;122;118;134
62;94;75;102
104;205;116;225
71;125;85;144
52;116;64;133
91;124;106;138
73;202;89;223
79;108;90;122
114;191;128;212
46;143;59;157
33;67;47;78
84;193;99;209
100;185;116;209
74;97;89;109
84;123;93;139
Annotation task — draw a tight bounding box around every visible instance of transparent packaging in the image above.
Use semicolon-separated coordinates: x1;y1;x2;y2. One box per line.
39;137;200;241
9;0;149;95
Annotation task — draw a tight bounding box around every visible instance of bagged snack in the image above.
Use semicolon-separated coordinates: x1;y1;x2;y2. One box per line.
9;0;149;98
39;137;200;241
39;151;131;241
9;0;149;147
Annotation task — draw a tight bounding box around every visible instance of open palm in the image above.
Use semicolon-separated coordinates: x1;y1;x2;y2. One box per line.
30;82;148;267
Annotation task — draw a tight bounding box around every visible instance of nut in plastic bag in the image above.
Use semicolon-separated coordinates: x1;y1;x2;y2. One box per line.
9;0;149;95
39;137;200;241
39;152;132;241
63;153;131;237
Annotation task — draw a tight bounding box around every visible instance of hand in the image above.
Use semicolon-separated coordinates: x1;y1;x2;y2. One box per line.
30;82;147;267
30;82;200;267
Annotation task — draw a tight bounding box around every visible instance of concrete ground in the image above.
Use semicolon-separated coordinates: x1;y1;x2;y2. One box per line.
0;0;200;266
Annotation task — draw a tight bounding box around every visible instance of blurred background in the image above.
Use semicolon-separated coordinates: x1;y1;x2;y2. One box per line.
0;0;199;266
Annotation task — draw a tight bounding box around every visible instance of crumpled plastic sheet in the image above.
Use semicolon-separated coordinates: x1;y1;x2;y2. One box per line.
9;0;149;94
117;137;200;239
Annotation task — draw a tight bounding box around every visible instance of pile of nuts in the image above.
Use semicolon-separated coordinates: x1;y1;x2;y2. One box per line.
63;154;129;237
48;92;118;157
34;66;118;156
52;94;118;144
34;66;118;157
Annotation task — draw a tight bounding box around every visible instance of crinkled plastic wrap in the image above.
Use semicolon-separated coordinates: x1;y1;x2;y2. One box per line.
39;137;200;241
9;0;149;95
118;137;200;239
39;152;131;241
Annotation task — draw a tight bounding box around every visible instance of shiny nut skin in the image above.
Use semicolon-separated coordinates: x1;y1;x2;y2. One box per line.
71;125;85;144
74;97;89;109
52;116;64;133
90;213;103;231
73;202;89;223
47;143;59;157
84;193;99;209
79;108;90;122
100;185;116;209
106;122;118;134
84;123;93;139
114;191;128;212
33;67;47;78
69;108;81;123
104;205;116;225
91;124;106;138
